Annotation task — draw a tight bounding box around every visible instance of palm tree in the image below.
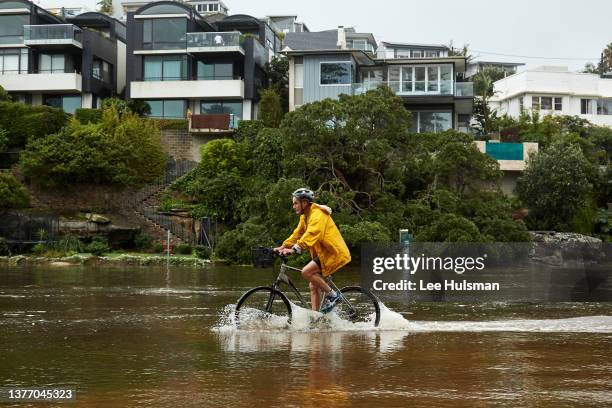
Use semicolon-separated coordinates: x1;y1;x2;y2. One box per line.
600;42;612;74
97;0;112;15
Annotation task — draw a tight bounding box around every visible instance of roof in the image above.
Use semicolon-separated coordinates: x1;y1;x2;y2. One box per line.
473;61;525;67
283;48;376;66
381;41;449;50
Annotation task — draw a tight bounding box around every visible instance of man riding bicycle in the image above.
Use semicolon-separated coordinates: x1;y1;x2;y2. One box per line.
274;188;351;314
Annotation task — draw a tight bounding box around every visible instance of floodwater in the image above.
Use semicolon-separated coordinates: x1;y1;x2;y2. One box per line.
0;264;611;407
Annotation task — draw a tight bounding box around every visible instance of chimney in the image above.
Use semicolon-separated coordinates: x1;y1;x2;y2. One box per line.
337;26;346;49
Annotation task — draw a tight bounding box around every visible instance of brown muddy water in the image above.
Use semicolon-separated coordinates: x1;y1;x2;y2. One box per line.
0;264;611;407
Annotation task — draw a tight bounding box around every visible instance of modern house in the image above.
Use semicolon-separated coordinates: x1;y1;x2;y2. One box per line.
284;31;474;133
465;60;524;79
0;0;126;113
125;1;277;131
265;15;309;34
119;0;229;20
489;66;612;127
476;141;538;194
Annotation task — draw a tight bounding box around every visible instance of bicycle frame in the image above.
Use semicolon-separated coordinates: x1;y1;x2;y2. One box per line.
266;258;358;316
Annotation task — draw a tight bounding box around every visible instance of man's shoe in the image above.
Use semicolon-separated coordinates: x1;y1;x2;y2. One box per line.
320;291;342;314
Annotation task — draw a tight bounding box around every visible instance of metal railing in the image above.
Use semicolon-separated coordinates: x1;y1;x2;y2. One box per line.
351;80;474;97
24;24;82;44
187;31;241;48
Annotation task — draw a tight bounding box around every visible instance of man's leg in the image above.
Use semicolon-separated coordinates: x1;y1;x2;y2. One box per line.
302;260;331;311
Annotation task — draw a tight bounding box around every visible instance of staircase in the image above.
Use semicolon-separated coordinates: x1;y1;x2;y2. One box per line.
124;159;198;244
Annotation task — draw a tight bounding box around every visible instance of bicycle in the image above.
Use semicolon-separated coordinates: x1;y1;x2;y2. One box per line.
234;248;381;328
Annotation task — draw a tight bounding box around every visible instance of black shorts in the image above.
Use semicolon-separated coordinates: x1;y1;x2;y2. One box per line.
313;257;321;268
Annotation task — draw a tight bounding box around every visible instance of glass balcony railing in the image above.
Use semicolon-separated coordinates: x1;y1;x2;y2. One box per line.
24;24;82;45
485;142;524;161
455;82;474;97
186;31;241;49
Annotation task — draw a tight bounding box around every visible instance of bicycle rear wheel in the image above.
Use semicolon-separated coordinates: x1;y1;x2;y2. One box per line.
336;286;381;327
235;286;292;329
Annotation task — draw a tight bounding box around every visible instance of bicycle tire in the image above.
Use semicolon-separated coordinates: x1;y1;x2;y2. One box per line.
235;286;292;328
337;286;381;327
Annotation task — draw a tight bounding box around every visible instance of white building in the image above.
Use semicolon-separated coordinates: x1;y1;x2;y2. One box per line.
490;66;612;127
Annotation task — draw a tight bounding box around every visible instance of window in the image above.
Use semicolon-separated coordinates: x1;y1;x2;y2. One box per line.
93;58;111;82
294;63;304;88
144;56;187;81
412;50;423;58
0;14;29;44
440;65;452;94
0;49;28;74
519;97;524;112
540;97;552;110
200;100;243;119
396;49;411;58
581;99;593;114
532;96;562;111
39;54;65;73
412;111;452;133
141;4;188;14
44;95;81;114
146;100;186;118
425;50;439;58
401;66;412;92
597;98;612;115
414;66;425;92
320;62;352;85
197;61;233;80
142;18;186;50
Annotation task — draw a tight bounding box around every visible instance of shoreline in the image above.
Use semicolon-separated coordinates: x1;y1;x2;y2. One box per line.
0;253;211;268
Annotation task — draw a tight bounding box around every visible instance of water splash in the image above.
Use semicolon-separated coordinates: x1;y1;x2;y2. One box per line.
214;302;612;334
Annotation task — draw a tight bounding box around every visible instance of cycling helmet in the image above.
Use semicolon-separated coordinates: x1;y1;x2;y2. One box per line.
292;188;315;202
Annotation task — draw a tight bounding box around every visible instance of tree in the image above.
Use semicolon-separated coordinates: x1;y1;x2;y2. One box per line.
517;141;593;230
582;43;612;74
472;67;507;135
20;106;165;187
0;172;30;209
266;56;289;111
0;127;7;153
259;88;284;128
97;0;112;14
280;86;412;213
0;85;10;102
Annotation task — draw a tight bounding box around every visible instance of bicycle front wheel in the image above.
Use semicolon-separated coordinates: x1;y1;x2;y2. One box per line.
336;286;381;327
235;286;292;329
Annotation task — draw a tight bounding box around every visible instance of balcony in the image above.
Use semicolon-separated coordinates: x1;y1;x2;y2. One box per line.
0;72;82;92
187;32;243;55
130;79;244;99
351;80;474;98
188;113;239;133
455;82;474;97
24;24;82;50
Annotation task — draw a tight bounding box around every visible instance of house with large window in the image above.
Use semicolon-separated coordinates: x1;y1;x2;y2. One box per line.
125;1;277;131
0;0;126;113
489;66;612;127
284;30;474;133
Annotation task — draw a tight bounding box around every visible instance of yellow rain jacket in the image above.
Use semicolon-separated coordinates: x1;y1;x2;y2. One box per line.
282;203;351;276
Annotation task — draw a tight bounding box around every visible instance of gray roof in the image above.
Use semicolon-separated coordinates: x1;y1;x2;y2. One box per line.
382;41;449;50
284;30;339;51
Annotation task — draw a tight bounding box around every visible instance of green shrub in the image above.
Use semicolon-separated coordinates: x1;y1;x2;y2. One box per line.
340;221;392;249
0;172;30;209
86;237;110;256
152;242;164;253
32;242;46;255
216;220;274;264
0;127;7;153
153;118;189;131
259;88;284;128
134;233;153;251
0;237;9;256
20;106;165;187
175;243;192;255
74;108;103;124
0;101;67;147
55;235;83;253
194;245;211;259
